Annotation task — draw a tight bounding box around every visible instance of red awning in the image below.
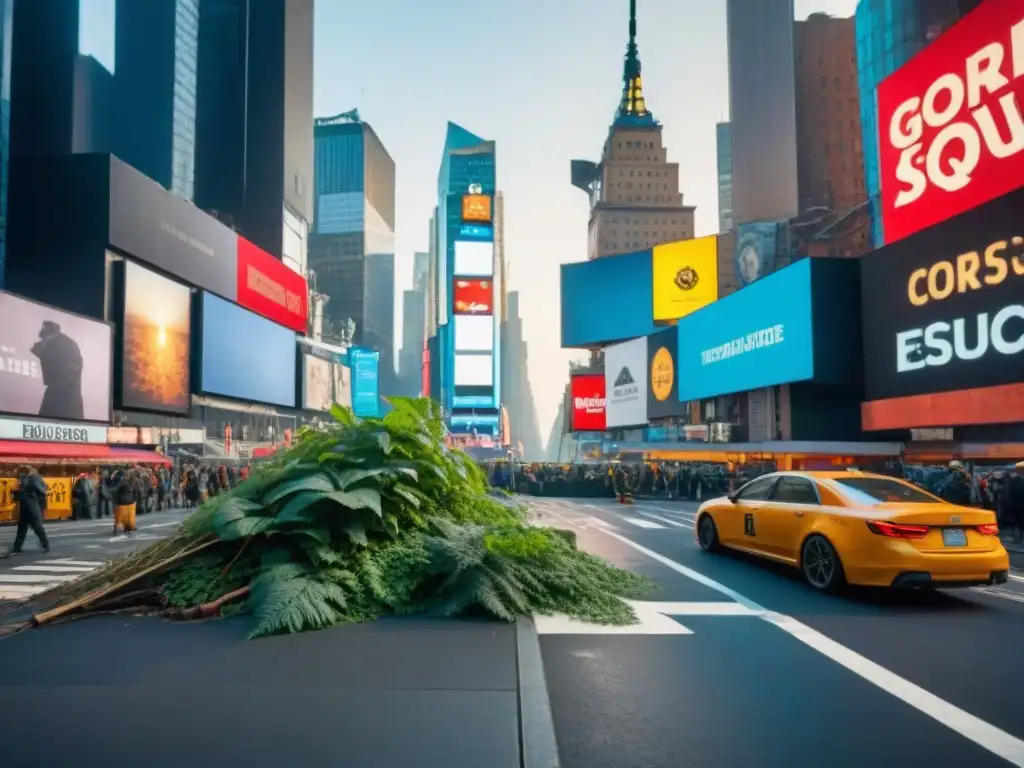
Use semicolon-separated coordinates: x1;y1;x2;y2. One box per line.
0;441;172;466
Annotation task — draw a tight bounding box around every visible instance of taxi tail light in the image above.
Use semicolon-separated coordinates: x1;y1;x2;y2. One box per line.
866;520;929;539
976;523;999;536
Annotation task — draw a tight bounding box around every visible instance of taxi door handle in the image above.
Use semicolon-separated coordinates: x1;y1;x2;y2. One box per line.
794;510;805;518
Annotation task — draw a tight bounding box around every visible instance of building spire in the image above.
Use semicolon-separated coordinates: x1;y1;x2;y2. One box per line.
615;0;655;125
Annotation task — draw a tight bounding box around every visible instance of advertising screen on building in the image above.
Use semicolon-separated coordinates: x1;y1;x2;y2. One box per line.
333;363;353;409
0;291;113;423
861;187;1024;428
236;237;309;332
877;1;1024;244
453;240;494;277
454;354;493;387
735;221;780;287
303;354;332;412
676;259;815;402
646;326;686;419
121;261;191;414
450;413;500;436
561;249;659;348
200;292;297;408
452;278;493;315
604;337;648;428
454;315;494;352
462;194;492;223
652;236;719;323
108;156;238;301
349;347;379;418
570;374;606;432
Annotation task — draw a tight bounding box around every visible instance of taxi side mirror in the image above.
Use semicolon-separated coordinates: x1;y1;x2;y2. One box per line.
727;494;738;504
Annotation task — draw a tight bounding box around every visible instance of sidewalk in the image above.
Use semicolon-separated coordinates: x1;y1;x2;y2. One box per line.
0;613;552;768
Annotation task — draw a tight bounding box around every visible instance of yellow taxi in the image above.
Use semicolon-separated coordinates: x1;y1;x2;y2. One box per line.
695;470;1009;592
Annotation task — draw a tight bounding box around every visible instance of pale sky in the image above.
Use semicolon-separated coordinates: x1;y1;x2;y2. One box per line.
80;0;859;448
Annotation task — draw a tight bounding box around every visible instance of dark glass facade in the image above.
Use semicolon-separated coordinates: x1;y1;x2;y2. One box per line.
0;0;11;283
716;121;733;232
114;0;199;199
855;0;983;247
309;119;396;394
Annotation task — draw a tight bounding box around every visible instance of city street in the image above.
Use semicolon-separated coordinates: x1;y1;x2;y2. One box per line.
528;496;1024;768
0;509;191;605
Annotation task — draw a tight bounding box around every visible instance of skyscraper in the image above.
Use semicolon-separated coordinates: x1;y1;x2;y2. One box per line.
431;121;499;434
571;0;695;260
193;0;315;271
501;291;542;458
0;0;13;282
398;251;429;396
113;0;199;200
716;122;733;233
309;111;397;393
855;0;983;247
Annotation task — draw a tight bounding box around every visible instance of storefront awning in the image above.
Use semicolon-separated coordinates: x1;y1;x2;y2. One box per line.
0;441;172;466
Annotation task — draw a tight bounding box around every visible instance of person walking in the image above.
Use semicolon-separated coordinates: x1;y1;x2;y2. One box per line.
112;469;139;535
7;467;51;555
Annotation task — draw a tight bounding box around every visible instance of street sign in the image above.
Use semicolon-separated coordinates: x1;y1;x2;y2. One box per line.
534;600;760;635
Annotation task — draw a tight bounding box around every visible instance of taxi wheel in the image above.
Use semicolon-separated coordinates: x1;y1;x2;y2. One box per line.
697;514;720;553
800;535;845;592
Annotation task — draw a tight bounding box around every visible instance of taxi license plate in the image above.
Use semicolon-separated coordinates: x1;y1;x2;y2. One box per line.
942;528;968;547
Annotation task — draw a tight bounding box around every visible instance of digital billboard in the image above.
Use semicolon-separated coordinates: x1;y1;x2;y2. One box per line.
108;156;238;301
0;291;113;423
646;326;686;419
861;187;1024;428
561;249;659;348
676;259;815;401
303;354;332;412
604;337;648;428
121;261;191;414
453;240;494;277
452;278;493;315
333;363;353;410
453;395;494;408
462;194;492;223
570;374;606;432
199;292;297;408
349;347;379;418
236;237;308;332
652;236;719;323
454;354;493;387
454;315;494;352
735;221;780;286
877;1;1024;244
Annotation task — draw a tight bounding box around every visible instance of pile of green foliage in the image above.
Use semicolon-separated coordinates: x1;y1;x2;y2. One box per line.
53;399;650;638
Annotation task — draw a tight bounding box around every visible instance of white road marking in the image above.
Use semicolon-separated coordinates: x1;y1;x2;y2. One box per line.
619;516;667;530
12;565;95;573
634;511;693;529
0;574;72;583
0;559;103;600
537;601;692;635
971;587;1024;605
585;516;613;528
634;504;698;519
595;528;1024;767
48;559;105;567
1008;572;1024;583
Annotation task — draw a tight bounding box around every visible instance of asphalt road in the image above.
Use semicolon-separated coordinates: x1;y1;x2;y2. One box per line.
0;508;192;605
529;496;1024;768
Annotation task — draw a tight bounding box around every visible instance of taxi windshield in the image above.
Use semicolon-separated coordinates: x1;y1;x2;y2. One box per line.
832;477;938;505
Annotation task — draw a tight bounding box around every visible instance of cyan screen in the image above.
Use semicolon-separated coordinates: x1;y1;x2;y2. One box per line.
676;259;814;401
200;292;297;407
560;250;659;348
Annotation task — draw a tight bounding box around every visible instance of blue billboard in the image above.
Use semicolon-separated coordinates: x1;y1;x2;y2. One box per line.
560;249;659;348
199;292;297;407
349;346;380;418
676;259;814;401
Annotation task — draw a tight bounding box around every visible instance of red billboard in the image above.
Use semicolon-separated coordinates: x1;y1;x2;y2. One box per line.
452;278;493;315
570;374;606;432
236;237;308;332
877;1;1024;244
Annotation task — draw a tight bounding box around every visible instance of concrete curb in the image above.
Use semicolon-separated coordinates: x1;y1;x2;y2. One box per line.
515;615;561;768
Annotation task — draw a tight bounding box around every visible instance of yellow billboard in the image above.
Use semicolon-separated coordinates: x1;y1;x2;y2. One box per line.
652;236;718;323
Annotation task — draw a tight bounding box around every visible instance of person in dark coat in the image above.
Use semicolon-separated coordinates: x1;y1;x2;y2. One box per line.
112;469;139;534
98;470;114;518
30;320;84;420
72;473;96;520
7;467;50;555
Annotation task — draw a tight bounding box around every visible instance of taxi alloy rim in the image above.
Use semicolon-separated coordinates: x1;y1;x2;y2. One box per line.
698;515;715;548
803;537;836;588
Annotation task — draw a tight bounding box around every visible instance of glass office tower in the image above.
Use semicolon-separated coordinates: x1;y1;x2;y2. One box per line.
0;0;12;284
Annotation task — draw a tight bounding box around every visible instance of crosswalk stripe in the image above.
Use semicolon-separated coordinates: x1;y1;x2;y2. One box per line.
0;574;74;583
0;560;101;600
48;559;106;567
13;565;95;573
585;516;613;528
635;511;693;529
620;516;667;530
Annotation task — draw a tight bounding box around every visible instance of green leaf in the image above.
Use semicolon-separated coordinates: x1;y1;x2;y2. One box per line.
216;514;279;541
288;526;331;546
211;496;264;528
275;489;331;524
325;488;383;517
377;431;392;455
392;484;421;509
330;403;356;426
342;520;369;547
328;467;388;490
247;571;348;638
261;548;293;567
261;472;335;506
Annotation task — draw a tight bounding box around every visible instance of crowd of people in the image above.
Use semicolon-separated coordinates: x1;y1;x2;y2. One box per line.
4;460;254;556
487;459;1024;541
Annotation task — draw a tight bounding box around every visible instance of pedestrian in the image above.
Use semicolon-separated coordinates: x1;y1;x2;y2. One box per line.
7;466;51;555
112;469;139;535
1007;461;1024;543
